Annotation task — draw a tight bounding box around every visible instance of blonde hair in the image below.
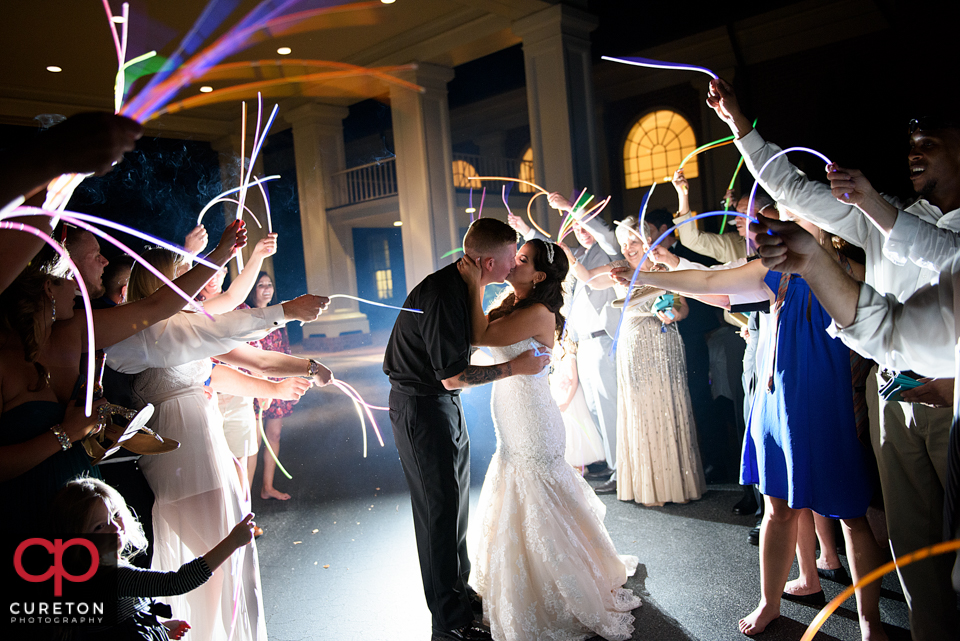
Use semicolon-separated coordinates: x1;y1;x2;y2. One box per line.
126;248;185;302
49;477;148;562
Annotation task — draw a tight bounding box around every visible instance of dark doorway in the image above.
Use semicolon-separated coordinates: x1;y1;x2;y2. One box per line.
352;227;407;332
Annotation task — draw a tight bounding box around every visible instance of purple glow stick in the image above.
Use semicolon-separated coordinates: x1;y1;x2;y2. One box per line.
501;183;515;218
601;55;718;80
0;221;97;416
4;207;219;269
609;211;758;356
747;146;834;229
478;187;486;218
202;198;263;228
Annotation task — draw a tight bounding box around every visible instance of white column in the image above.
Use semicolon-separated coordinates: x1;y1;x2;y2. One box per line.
285;103;369;337
513;5;599;235
389;63;457;291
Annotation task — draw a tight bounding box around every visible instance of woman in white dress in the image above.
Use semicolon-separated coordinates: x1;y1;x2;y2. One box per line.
105;248;333;641
458;238;641;641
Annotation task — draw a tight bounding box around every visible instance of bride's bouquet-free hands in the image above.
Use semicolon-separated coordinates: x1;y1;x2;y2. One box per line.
511;348;550;377
457;254;482;293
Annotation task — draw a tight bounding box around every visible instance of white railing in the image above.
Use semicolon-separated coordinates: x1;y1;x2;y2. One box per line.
329;154;534;208
330;158;397;208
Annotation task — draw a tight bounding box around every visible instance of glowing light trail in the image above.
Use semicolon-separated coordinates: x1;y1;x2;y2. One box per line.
600;55;718;79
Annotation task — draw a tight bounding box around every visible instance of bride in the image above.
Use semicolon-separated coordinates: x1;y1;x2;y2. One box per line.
458;238;641;641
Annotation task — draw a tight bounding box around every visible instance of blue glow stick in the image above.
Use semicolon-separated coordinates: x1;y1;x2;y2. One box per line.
601;55;718;80
327;293;422;313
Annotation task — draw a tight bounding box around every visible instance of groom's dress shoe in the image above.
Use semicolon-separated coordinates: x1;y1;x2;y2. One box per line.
432;622;492;641
594;479;617;495
583;465;613;481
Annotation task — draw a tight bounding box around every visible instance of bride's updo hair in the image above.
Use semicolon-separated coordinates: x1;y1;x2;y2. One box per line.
488;238;569;339
126;248;187;303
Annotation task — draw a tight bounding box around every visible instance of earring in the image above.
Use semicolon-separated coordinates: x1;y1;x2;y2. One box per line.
532;282;536;291
50;297;56;323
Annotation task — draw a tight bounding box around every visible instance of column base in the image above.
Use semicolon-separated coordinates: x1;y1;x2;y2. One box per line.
301;310;371;352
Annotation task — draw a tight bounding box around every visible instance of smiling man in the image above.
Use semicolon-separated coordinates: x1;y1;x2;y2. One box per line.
708;78;960;641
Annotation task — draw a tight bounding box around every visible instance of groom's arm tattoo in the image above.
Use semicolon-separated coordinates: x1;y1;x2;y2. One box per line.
455;362;512;388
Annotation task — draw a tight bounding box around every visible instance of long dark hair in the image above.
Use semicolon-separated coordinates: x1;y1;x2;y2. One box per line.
488;238;569;339
244;271;277;308
0;249;70;391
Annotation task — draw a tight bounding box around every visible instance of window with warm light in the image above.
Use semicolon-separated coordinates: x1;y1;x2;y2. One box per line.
623;110;698;189
375;239;393;299
518;147;536;193
452;159;478;189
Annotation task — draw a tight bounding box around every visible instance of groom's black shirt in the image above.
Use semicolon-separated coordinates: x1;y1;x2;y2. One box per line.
383;262;471;396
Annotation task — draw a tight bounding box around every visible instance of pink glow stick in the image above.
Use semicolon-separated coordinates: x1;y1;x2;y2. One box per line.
0;221;96;416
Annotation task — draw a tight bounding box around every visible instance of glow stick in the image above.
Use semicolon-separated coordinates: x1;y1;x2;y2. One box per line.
33;209;219;269
747;146;834;232
327;293;422;313
0;221;96;416
610;211;759;355
501;184;514;218
329;379;387;458
525;192;551;238
677;136;735;170
255;176;273;235
468;175;548;195
195;175;280;225
600;55;718;79
477;187;486;218
257;403;292;479
17;209;213;318
201;197;263;228
466;187;474;221
728;156;746;191
0;196;25;218
638;181;657;238
801;538;960;641
441;248;464;259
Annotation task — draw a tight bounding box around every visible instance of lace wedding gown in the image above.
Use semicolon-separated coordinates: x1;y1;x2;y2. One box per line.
472;338;641;641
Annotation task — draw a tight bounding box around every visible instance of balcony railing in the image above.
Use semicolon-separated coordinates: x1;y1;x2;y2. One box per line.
329;153;534;208
330;158;398;208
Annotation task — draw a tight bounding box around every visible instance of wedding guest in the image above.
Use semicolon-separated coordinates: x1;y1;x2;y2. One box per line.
565;215;705;506
708;77;957;640
107;246;332;641
671;168;747;264
618;211;886;639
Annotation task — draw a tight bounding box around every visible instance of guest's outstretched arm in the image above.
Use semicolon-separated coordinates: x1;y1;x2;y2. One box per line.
613;259;771;303
202;233;278;314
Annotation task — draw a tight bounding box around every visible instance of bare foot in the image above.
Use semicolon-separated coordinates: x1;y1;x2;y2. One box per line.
859;618;889;641
738;603;779;636
261;487;291;500
783;578;821;596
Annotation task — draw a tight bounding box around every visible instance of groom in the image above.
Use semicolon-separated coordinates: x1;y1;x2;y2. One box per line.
384;217;550;641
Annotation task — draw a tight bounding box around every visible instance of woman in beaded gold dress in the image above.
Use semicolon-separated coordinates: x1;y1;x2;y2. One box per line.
562;215;705;506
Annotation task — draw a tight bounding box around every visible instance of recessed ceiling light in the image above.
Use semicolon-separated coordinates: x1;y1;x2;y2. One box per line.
465;207;476;214
393;221;402;227
46;66;62;73
277;47;292;55
381;0;396;4
111;16;126;24
199;86;214;93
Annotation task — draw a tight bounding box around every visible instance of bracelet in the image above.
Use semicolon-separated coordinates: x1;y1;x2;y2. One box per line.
51;425;72;451
307;359;323;377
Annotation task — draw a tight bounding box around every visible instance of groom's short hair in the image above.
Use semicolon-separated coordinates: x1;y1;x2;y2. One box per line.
462;218;518;256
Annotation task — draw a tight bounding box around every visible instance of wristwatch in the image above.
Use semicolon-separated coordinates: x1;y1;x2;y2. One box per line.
307;359;323;377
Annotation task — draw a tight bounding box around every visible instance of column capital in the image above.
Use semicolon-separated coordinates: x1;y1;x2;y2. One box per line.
393;62;455;96
284;103;349;128
511;4;598;44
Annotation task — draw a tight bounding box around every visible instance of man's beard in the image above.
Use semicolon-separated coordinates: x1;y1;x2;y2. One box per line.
916;176;937;200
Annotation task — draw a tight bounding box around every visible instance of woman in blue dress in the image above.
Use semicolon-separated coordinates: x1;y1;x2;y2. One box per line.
617;210;887;640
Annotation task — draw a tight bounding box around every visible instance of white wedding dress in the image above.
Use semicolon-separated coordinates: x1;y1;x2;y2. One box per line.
472;338;641;641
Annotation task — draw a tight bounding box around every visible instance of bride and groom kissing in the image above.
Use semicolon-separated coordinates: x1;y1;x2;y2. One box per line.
384;218;640;641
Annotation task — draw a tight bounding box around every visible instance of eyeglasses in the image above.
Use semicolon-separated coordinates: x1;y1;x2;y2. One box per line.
908;116;960;134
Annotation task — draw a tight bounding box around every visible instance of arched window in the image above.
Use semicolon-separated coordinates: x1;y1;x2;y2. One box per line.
518;147;536;193
623;110;698;189
452;159;478;189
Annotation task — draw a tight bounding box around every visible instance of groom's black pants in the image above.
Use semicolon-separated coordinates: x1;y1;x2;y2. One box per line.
390;390;474;631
